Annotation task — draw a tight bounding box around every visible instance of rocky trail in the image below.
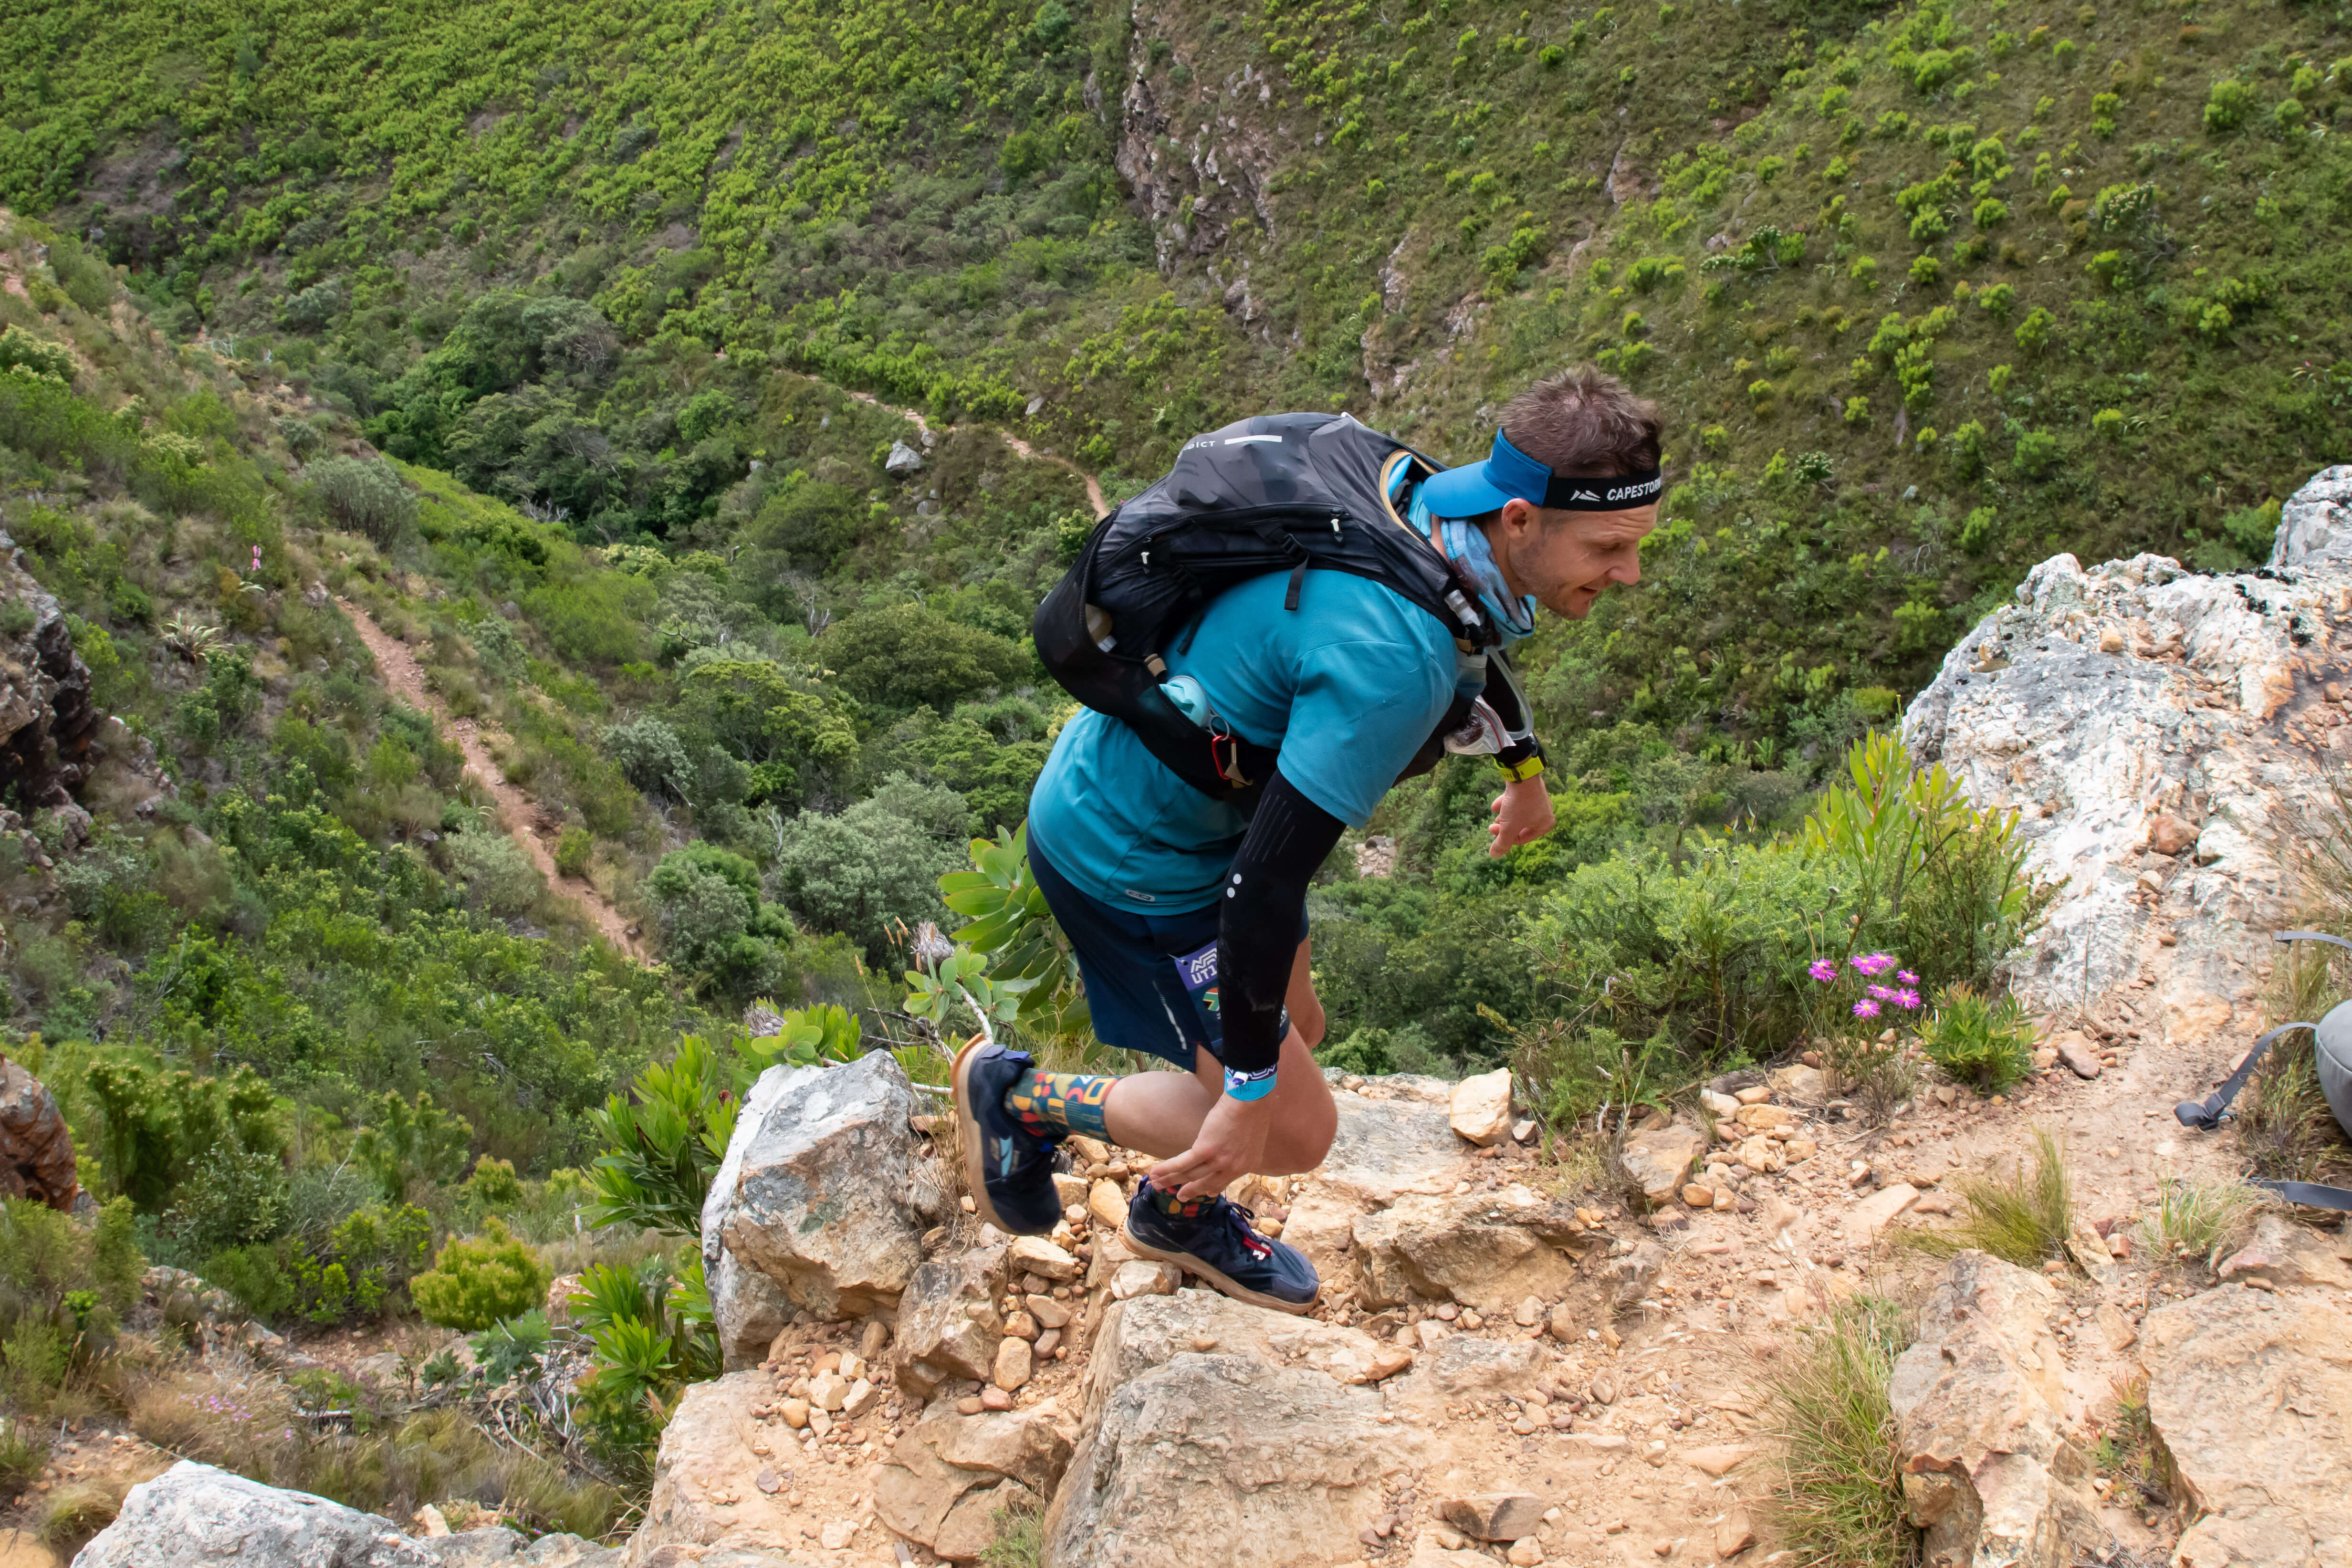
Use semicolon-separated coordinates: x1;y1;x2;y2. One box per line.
337;598;649;964
58;471;2352;1568
843;390;1109;520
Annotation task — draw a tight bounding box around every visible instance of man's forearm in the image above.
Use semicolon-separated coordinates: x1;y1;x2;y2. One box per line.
1215;769;1346;1090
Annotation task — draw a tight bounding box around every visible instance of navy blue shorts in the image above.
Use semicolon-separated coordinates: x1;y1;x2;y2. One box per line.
1028;838;1301;1072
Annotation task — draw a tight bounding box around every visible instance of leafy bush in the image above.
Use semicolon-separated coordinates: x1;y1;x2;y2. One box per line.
308;456;417;542
0;325;75;385
411;1219;553;1330
554;826;593;878
2205;77;2258;134
819;605;1024;711
1914;983;2034;1091
443;827;544;916
353;1091;475;1202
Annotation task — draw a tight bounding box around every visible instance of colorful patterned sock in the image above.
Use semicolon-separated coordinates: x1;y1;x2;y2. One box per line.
1141;1176;1209;1219
1001;1069;1116;1140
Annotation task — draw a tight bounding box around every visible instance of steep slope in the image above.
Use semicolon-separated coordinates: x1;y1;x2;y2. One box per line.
7;0;2347;743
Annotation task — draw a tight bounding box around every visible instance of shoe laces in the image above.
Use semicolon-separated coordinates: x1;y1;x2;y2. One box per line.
1221;1200;1275;1262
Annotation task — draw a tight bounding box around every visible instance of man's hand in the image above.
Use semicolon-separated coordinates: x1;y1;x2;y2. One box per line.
1487;775;1556;858
1149;1091;1275;1201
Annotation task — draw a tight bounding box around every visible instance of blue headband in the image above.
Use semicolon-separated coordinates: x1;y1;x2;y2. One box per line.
1419;428;1664;517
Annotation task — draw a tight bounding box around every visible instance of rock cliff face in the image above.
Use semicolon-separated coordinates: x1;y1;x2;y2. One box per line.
1903;466;2352;1052
0;534;105;813
0;1054;79;1208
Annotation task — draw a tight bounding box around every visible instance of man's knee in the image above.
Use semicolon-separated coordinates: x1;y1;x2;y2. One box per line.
1291;1000;1327;1050
1266;1097;1338;1174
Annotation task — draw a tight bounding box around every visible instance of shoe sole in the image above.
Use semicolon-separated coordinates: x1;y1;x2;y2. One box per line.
951;1036;1050;1237
1122;1218;1319;1316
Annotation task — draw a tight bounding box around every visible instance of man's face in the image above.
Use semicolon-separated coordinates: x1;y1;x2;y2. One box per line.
1489;497;1659;619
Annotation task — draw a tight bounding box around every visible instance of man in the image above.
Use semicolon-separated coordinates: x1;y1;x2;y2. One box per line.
953;367;1664;1312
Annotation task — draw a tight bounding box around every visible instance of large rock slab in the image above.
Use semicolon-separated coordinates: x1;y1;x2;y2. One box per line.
1903;467;2352;1045
1041;1352;1425;1568
72;1461;435;1567
1314;1085;1473;1205
875;1403;1074;1562
0;1056;78;1209
627;1372;827;1567
1351;1185;1587;1313
1886;1252;2101;1568
2142;1284;2352;1567
701;1051;951;1355
1080;1290;1401;1425
1383;1333;1549;1417
2213;1213;2352;1290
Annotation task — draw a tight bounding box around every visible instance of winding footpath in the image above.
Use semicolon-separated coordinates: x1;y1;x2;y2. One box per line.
845;389;1109;518
338;598;650;964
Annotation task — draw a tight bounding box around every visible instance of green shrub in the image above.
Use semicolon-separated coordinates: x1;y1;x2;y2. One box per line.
2012;429;2062;480
1915;984;2034;1090
2091;408;2126;440
443;827;543;916
353;1091;475;1203
466;1154;524;1210
2205;77;2257;134
554;826;593;878
0;325;75;385
308;456;417;542
411;1219;552;1331
2013;307;2056;353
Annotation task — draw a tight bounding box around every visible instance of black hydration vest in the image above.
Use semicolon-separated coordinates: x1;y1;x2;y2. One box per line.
1032;411;1526;817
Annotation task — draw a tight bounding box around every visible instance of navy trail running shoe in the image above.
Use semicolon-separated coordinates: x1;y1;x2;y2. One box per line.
1123;1180;1321;1314
951;1040;1065;1236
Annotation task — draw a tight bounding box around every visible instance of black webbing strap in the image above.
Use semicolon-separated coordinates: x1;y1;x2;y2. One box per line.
2174;1022;2317;1130
2249;1179;2352;1211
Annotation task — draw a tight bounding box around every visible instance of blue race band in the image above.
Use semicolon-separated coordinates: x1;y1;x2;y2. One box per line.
1224;1065;1278;1101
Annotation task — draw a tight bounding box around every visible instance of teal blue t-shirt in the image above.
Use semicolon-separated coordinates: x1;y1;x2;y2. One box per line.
1028;568;1460;914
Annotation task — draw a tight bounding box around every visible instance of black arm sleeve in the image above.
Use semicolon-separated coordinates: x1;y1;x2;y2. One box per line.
1214;768;1348;1078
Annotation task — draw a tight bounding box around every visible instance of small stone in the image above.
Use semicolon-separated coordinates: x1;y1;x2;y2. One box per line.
1682;1444;1756;1477
1715;1506;1756;1558
1734;1086;1772;1105
780;1398;811;1429
1026;1293;1071;1328
2099;627;2126;654
820;1518;858;1550
1036;1328;1061;1357
1507;1541;1545;1566
1416;1319;1452;1351
858;1318;890;1360
960;1194;977;1213
755;1466;783;1495
1004;1311;1040;1341
1109;1259;1181;1300
993;1336;1033;1391
840;1378;877;1416
980;1386;1014;1411
1782;1138;1817;1162
808;1370;850;1411
1651;1539;1673;1558
1547;1303;1578;1341
1514;1295;1544;1327
1052;1171;1089;1209
1088;1180;1128;1231
955;1395;984;1414
2053;1034;2103;1079
1007;1235;1081;1281
1368;1346;1415;1380
2148;813;2197;856
1512;1118;1537;1143
1438;1492;1545;1541
1682;1183;1714;1209
1450;1067;1516;1146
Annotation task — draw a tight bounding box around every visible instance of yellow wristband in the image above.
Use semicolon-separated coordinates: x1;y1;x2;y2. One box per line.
1494;753;1545;783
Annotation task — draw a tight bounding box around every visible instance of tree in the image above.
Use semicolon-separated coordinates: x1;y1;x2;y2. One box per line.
772;774;968;960
819;605;1024;711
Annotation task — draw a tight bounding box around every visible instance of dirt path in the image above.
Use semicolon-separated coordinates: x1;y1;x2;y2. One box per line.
845;389;1109;518
339;600;650;964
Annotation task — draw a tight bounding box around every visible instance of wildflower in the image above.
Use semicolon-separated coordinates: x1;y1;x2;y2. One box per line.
1867;984;1897;1002
1897;969;1919;984
1853;998;1881;1018
1894;988;1923;1009
1808;958;1838;983
1850;952;1897;976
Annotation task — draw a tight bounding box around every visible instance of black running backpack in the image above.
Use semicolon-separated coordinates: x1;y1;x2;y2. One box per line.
1033;410;1519;815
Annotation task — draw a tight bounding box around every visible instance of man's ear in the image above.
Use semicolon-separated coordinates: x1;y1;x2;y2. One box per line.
1497;497;1543;536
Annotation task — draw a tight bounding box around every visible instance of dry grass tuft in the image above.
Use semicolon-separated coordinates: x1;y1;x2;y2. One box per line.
37;1479;129;1552
2136;1176;2267;1273
1754;1294;1919;1568
1895;1126;2072;1267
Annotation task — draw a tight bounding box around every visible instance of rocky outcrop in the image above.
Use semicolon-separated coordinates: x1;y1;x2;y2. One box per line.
1902;467;2352;1049
1113;21;1283;276
1886;1252;2101;1568
1351;1183;1595;1314
701;1051;951;1361
1043;1291;1428;1568
626;1372;831;1567
73;1461;438;1567
2141;1282;2352;1566
0;1054;78;1208
0;543;105;813
873;1404;1073;1562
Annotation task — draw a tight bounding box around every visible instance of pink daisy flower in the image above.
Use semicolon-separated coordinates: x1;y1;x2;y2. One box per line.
1853;998;1881;1018
1808;959;1838;983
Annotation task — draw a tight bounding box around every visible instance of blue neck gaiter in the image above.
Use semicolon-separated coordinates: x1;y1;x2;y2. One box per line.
1408;489;1536;644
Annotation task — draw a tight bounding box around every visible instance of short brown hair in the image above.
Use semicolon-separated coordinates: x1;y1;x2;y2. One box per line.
1499;366;1662;478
